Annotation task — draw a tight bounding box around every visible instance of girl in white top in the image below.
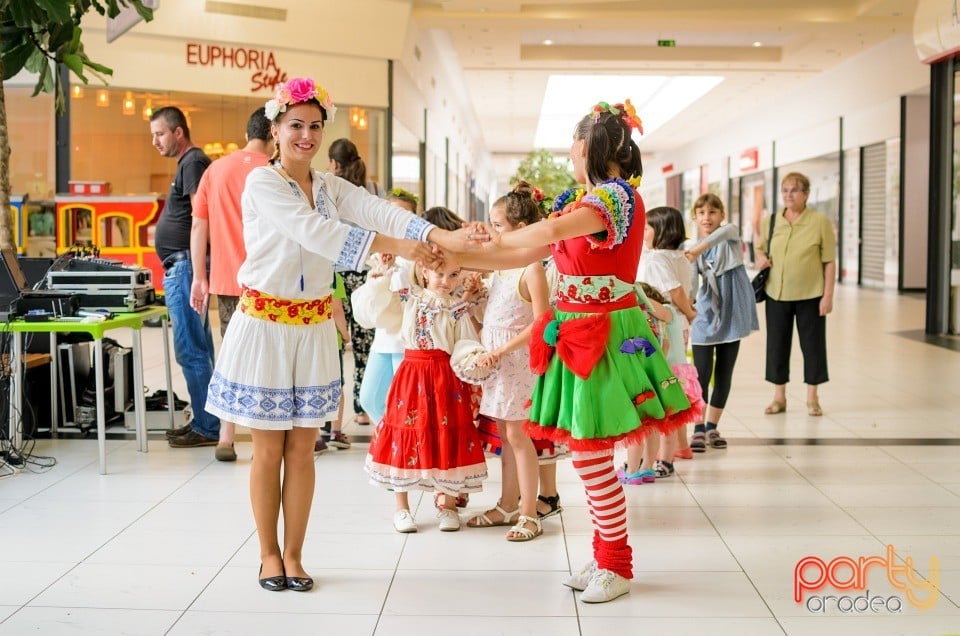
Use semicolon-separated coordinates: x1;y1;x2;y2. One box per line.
364;262;489;533
631;206;697;478
204;78;476;592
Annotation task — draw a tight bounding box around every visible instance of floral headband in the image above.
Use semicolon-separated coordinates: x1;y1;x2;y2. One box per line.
591;99;643;135
389;187;419;205
264;77;337;123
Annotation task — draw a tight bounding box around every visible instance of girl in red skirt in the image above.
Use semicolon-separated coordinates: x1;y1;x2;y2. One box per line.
364;261;488;533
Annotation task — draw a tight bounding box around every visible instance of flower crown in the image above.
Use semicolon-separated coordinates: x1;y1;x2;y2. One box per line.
389;187;419;204
591;99;643;134
264;77;337;123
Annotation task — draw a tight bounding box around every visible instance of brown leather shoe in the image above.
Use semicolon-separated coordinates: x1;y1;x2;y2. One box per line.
165;423;192;439
168;430;219;448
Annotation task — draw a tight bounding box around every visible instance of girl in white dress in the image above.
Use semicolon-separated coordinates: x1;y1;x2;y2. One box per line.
464;183;552;541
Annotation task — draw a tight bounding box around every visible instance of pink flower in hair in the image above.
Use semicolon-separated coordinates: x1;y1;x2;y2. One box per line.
286;78;319;104
264;77;337;122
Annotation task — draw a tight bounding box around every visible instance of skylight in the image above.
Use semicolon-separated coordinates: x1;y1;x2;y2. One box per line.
532;74;724;150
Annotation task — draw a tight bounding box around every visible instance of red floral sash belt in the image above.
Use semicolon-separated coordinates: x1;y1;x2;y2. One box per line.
239;286;332;325
555;274;637;313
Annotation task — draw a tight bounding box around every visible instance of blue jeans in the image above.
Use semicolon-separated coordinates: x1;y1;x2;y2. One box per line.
163;259;219;438
358;351;404;424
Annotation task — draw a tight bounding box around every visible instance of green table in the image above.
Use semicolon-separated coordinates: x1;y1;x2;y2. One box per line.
4;306;173;474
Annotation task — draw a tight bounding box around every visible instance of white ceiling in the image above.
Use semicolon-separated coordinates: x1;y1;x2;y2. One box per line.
412;0;918;156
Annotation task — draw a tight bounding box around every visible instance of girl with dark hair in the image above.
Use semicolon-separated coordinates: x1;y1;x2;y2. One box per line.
453;100;698;603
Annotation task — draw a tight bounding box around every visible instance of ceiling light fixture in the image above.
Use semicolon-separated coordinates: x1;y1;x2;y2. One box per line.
753;41;762;47
543;39;553;46
122;91;136;116
533;74;724;149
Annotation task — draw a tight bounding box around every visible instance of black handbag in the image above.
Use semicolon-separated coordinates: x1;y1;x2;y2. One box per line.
752;212;776;303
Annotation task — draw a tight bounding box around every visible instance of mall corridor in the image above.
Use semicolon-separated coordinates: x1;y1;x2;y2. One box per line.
0;283;958;635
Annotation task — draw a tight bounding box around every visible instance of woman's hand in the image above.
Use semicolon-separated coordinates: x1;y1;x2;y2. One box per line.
379;253;395;269
393;238;443;269
428;224;489;252
754;252;771;270
819;295;833;316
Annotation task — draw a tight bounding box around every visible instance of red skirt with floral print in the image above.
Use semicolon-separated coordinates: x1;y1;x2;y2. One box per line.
364;349;488;495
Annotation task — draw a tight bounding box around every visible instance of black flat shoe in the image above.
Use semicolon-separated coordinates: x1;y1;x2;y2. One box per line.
285;576;314;592
259;564;287;592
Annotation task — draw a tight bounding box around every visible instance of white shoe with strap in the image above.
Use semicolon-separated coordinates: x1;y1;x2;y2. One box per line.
437;508;461;532
393;509;418;533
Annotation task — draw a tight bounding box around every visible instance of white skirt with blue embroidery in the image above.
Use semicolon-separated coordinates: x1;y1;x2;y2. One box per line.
205;310;342;429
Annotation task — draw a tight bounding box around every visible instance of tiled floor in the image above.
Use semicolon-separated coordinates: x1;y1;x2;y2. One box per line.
2;284;960;635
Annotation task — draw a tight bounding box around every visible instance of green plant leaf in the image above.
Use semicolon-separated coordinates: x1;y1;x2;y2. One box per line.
1;41;35;79
23;47;47;73
62;51;84;76
35;0;72;23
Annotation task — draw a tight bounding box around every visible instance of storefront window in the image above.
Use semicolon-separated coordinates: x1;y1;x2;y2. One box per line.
318;107;388;191
392;117;422;211
6;87;55;200
738;171;768;266
69;87;387;195
951;68;960;333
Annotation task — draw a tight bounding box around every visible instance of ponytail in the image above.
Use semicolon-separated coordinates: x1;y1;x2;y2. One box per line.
574;109;643;185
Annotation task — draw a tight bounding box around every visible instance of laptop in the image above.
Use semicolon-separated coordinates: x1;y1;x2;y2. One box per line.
0;249;78;320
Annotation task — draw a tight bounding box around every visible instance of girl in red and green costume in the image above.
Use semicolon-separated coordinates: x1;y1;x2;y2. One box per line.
457;100;699;603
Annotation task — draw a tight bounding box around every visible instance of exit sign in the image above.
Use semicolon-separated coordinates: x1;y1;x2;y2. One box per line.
657;39;676;47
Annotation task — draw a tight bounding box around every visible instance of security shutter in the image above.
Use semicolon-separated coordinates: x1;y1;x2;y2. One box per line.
860;143;886;287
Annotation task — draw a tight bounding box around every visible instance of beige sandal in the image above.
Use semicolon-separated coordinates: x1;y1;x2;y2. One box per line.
466;501;519;528
764;400;787;415
505;515;543;542
806;401;823;417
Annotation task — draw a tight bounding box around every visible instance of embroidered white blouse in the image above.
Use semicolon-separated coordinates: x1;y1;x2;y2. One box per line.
398;287;479;355
238;166;433;299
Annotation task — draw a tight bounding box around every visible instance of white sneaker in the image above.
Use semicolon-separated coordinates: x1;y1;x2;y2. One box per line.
580;568;630;603
393;509;418;533
437;508;461;532
562;559;597;591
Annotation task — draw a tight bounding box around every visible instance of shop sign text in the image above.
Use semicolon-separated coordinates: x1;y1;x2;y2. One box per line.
186;43;288;92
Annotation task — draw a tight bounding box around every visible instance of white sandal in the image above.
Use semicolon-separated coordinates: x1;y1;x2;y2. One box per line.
505;515;543;542
466;501;519;528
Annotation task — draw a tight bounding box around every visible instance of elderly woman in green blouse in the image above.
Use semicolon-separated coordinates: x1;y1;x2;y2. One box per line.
754;172;836;417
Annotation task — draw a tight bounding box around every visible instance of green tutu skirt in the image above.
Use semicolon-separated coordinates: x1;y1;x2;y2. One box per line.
524;305;702;451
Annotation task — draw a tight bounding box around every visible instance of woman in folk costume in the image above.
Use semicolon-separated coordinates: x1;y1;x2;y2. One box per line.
454;101;699;603
204;77;476;592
